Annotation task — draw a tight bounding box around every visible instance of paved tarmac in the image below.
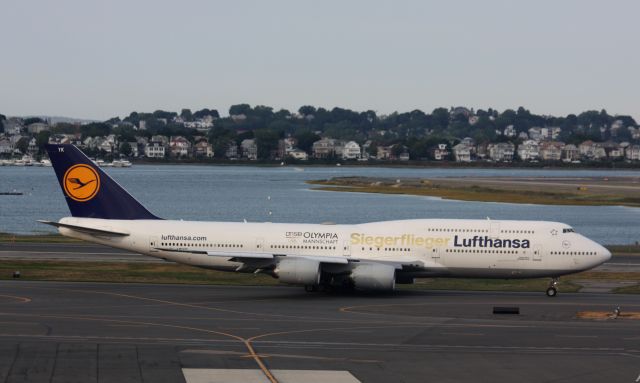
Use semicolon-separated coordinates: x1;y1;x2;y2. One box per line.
0;281;639;382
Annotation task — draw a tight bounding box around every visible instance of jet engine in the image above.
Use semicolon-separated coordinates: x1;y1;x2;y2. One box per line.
274;258;321;285
350;263;396;291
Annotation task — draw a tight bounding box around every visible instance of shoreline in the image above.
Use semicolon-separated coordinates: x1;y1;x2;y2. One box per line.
308;176;640;208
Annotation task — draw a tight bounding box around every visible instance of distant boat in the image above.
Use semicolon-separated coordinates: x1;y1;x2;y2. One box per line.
112;159;132;168
94;159;113;167
40;159;52;167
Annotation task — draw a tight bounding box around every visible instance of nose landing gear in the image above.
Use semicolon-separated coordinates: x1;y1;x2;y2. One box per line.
546;278;559;297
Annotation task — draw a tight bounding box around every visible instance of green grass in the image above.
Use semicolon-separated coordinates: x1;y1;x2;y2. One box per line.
2;260;639;294
0;260;278;286
308;179;640;207
0;232;81;243
400;277;582;292
614;284;640;294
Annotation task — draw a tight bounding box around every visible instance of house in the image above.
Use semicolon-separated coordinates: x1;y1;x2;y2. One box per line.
376;145;393;160
517;140;540;161
579;141;606;160
342;141;361;160
4;119;23;135
539;141;565;161
0;138;13;154
431;143;450;161
193;140;214;158
225;142;239;159
398;149;410;161
452;143;472;162
288;148;309;161
27;122;49;134
487;142;515;162
312;138;340;159
561;144;579;162
277;138;298;159
169;136;192;158
240;139;258;160
144;141;165;158
528;127;542;140
626;145;640;161
602;141;623;159
98;138;114;153
27;138;38;155
503;125;516;138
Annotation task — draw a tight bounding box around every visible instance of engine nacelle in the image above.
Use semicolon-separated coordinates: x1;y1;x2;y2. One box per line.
350;263;396;291
274;258;321;285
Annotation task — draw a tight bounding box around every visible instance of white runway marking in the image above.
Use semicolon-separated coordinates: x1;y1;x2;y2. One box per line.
182;369;361;383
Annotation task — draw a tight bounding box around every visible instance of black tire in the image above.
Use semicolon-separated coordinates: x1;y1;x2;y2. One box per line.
545;287;557;297
304;285;318;293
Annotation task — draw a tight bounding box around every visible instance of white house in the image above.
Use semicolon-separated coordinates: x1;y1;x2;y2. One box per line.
288;148;309;161
487;142;515;162
626;145;640;161
431;143;449;160
539;141;565;161
241;139;258;160
452;143;472;162
342;141;361;160
144;142;165;158
517;140;540;161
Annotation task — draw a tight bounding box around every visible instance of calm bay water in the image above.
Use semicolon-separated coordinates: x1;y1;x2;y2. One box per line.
0;165;638;244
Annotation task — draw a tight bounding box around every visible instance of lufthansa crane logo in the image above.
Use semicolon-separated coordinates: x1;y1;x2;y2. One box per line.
63;164;100;202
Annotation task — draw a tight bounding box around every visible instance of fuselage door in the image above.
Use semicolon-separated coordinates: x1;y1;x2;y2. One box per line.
431;247;440;260
533;245;542;261
489;221;501;238
149;236;159;253
342;240;351;257
255;237;265;251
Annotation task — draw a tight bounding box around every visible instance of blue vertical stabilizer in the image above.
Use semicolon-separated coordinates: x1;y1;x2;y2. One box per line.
45;144;161;220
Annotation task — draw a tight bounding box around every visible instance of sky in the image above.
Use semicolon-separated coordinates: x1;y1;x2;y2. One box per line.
1;0;639;121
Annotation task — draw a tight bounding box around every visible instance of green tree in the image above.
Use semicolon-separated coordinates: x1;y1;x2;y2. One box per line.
254;129;281;159
120;142;132;157
36;131;51;154
293;129;320;153
16;137;29;154
298;105;316;116
180;108;193;121
229;104;252;116
431;107;449;129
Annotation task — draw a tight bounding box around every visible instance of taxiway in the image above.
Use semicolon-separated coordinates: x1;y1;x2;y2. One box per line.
0;281;638;382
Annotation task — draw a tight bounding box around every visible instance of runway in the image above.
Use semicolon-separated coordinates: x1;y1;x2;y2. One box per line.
0;281;639;382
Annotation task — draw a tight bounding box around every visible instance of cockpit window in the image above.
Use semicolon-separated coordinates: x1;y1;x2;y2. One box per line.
563;228;575;233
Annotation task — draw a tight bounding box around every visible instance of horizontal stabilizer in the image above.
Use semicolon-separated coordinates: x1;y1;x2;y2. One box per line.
37;220;130;237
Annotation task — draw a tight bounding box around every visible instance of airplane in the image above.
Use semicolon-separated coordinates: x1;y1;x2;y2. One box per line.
40;144;612;297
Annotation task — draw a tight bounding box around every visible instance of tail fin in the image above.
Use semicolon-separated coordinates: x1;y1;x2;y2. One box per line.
45;144;160;220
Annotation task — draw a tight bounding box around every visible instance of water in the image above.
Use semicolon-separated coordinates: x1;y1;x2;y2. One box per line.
0;165;638;244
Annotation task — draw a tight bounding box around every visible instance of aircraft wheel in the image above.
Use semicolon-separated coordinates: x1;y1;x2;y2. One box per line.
304;285;318;293
545;287;557;297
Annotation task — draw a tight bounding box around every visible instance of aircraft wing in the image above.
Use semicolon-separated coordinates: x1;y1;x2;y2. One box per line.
155;248;350;264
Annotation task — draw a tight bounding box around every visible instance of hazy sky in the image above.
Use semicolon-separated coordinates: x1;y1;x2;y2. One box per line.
2;0;639;120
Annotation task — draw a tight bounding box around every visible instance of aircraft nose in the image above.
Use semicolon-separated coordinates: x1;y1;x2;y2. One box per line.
600;247;612;263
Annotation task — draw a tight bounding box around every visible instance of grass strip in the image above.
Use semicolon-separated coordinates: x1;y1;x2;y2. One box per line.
308;179;640;207
2;260;639;293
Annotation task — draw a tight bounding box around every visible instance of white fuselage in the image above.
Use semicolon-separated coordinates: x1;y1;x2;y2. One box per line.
57;217;611;279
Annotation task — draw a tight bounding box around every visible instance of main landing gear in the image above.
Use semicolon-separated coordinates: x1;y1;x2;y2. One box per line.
546;278;559;297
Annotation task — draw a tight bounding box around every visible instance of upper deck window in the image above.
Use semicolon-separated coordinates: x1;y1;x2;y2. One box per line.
563;228;575;233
